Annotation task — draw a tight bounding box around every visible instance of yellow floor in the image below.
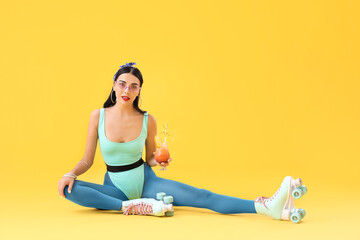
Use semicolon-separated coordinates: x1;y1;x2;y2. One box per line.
1;188;359;240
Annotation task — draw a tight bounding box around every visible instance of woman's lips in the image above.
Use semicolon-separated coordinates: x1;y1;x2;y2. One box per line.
122;96;130;101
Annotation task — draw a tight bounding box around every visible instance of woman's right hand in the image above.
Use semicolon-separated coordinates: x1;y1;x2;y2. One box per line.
58;176;75;199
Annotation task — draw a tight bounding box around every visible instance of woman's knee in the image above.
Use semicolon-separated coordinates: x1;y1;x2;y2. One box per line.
63;180;82;199
63;185;70;198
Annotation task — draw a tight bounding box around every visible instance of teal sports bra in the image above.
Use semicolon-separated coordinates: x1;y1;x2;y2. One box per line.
98;107;148;200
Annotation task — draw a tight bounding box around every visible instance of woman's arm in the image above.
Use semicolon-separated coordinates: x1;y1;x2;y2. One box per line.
68;109;99;176
145;113;159;167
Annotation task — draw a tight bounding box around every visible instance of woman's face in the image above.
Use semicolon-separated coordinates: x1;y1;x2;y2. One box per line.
113;73;141;103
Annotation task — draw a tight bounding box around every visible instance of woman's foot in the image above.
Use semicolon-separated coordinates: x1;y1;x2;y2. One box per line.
254;176;307;223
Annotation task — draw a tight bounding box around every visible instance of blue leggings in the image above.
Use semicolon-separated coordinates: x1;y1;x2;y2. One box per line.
63;162;256;214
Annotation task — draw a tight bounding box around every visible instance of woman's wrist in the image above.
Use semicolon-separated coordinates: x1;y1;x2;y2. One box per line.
148;157;158;167
63;172;77;179
65;160;90;178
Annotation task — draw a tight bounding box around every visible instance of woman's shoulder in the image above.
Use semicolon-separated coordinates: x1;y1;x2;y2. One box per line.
147;112;156;126
146;113;157;138
89;109;101;129
91;108;101;118
147;112;154;118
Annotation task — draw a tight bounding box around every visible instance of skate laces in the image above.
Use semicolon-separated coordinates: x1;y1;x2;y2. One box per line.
255;185;282;210
269;186;281;201
123;202;154;215
255;196;269;209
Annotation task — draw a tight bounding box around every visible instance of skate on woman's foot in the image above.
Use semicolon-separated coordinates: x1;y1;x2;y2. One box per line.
254;176;308;223
121;192;175;217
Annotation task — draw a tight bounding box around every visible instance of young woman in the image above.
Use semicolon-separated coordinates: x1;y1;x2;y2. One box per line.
57;62;307;223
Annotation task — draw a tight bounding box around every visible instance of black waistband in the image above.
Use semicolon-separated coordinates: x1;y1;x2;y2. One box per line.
106;158;145;172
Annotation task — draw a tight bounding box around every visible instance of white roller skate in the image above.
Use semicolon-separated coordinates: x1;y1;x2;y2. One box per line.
255;176;308;223
121;192;174;217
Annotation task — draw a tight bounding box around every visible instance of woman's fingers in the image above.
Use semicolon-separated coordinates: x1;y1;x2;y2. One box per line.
154;158;173;167
160;161;170;167
68;179;74;194
58;182;66;198
58;178;74;198
164;158;172;165
58;182;62;197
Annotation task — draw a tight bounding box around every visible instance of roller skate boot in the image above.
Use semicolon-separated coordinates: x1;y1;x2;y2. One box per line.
121;192;174;217
255;176;308;223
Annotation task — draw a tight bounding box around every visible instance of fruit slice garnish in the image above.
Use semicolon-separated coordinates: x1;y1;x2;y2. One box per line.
155;135;162;148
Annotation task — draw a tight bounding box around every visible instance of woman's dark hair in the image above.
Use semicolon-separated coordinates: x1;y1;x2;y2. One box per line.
103;65;147;114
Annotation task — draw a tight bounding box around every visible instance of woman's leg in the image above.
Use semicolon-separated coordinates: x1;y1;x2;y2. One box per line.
63;171;128;211
141;163;256;214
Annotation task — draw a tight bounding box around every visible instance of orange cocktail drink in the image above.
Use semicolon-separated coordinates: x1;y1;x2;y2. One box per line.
154;133;170;170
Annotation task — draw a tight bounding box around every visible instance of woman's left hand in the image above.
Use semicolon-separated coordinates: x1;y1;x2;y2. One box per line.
152;151;173;167
157;158;172;168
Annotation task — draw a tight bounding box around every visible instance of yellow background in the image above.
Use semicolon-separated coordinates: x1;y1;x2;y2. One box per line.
1;0;359;239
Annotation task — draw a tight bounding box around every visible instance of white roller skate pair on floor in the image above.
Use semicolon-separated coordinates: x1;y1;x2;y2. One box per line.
121;192;175;217
255;176;308;223
121;176;308;223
